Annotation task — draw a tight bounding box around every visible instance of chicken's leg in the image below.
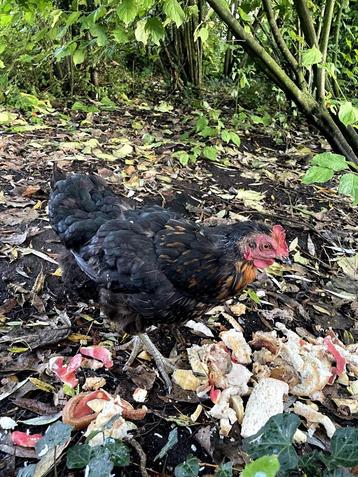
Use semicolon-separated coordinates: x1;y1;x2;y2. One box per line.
122;333;175;392
139;333;175;392
122;336;142;370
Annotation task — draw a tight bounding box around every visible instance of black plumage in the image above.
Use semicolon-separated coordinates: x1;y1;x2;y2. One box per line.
48;170;271;334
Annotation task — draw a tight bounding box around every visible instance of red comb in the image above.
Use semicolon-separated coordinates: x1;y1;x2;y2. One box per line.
272;225;289;255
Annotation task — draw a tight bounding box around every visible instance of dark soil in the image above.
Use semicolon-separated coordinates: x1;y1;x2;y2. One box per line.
0;100;357;477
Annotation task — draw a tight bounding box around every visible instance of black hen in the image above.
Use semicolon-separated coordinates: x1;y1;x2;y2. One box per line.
49;167;289;389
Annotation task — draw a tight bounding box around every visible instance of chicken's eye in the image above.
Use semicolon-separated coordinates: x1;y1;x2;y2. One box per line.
263;243;272;250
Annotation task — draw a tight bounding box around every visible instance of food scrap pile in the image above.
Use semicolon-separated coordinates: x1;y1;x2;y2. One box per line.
174;317;358;440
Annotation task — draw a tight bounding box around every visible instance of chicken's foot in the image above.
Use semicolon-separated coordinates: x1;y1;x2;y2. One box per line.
139;333;175;392
122;333;175;392
122;336;142;370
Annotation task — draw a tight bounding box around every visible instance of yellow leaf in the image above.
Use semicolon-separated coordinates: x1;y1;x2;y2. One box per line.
52;267;63;277
68;333;91;343
33;200;43;210
8;346;29;353
80;314;93;321
29;377;55;393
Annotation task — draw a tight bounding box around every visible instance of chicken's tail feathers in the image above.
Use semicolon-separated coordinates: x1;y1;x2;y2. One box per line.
48;171;131;250
51;163;67;188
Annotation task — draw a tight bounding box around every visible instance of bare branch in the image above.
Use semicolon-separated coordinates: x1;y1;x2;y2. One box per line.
293;0;318;47
262;0;306;88
317;0;336;100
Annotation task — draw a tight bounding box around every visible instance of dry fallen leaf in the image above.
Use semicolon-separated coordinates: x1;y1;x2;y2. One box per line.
337;254;358;280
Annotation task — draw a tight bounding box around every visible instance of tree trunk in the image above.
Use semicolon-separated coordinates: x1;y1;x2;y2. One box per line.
206;0;358;163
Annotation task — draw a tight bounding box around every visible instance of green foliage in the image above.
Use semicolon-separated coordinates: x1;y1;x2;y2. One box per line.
303;166;334;184
329;427;358;468
339;174;358;205
172;102;242;167
0;110;17;124
338;102;358;127
215;462;233;476
35;421;72;457
303;152;357;205
67;439;130;471
242;455;280;477
243;413;300;472
86;448;114;477
163;0;186;27
174;454;200;477
302;47;323;68
67;444;93;469
310;153;350;171
242;414;358;476
116;0;138;26
202;145;217;161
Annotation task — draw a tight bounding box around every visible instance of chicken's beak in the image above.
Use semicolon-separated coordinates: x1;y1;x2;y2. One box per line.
276;256;292;265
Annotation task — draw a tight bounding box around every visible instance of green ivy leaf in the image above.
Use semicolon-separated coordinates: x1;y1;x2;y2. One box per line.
243;413;300;472
104;438;130;467
67;444;92;469
35;422;72;457
298;451;322;475
73;48;85;65
86;448;114;477
242;455;280;477
338;101;358;127
163;0;185;27
221;130;230;142
173;151;190;166
311;152;349;172
145;18;165;45
202;145;217;161
117;0;138;25
323;469;354;477
302;46;323;68
174;454;200;477
302;166;334;184
215;461;233;476
338;173;358;205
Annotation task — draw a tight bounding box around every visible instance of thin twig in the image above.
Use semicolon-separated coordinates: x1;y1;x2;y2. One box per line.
129;438;149;477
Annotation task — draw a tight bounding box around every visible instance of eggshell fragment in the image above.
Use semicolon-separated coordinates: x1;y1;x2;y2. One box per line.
241;378;289;438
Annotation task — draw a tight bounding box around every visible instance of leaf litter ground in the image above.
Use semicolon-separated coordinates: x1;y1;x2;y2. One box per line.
0;96;357;477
